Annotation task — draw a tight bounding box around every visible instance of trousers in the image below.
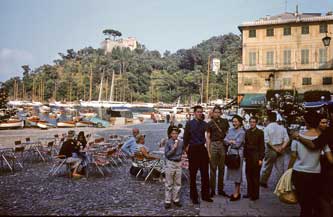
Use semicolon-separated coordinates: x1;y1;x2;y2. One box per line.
260;145;285;185
165;159;182;203
188;145;210;200
209;141;225;194
292;170;320;217
245;151;261;199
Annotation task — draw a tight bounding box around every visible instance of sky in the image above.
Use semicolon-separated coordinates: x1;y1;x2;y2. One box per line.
0;0;332;81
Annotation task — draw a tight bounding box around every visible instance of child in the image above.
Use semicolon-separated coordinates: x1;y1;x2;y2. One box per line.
164;127;184;209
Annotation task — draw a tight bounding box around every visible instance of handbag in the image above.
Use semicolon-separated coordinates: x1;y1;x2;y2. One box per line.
274;168;298;204
225;148;241;169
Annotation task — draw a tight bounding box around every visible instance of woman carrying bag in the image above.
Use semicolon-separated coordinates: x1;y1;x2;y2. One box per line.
224;115;246;201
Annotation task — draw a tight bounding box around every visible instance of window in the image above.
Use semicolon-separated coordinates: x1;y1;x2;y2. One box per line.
244;78;252;86
320;23;328;33
301;49;309;64
319;48;327;64
249;52;256;66
283;27;291;36
283;78;291;86
323;77;332;85
266;28;274;37
266;51;274;65
283;50;291;65
302;77;312;85
302;25;309;34
249;29;256;38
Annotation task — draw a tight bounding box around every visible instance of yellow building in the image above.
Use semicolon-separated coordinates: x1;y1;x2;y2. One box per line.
237;11;333;107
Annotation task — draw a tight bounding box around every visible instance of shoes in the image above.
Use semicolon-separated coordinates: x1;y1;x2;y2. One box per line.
173;201;182;207
192;198;199;204
202;197;213;202
78;168;86;175
230;194;241;201
72;173;82;179
243;194;250;199
165;203;171;209
260;183;268;188
218;191;229;197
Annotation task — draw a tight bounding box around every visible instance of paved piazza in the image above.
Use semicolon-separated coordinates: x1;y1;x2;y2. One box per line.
0;122;299;216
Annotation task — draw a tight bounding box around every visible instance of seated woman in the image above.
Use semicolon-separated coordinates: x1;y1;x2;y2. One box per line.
59;130;82;178
135;134;160;161
76;131;89;174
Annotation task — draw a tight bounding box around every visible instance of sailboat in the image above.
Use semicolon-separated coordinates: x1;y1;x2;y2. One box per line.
80;71;130;109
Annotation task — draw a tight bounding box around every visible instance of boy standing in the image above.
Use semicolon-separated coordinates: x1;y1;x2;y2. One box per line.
164;127;184;209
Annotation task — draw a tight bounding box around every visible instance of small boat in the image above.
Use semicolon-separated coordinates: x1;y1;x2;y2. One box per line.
37;121;49;129
0;120;24;129
76;121;94;127
57;121;76;128
26;116;40;127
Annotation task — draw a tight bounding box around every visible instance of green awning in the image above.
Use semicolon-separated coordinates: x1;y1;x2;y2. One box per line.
240;94;266;108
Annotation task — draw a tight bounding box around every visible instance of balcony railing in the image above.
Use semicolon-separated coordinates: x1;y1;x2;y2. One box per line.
238;62;333;71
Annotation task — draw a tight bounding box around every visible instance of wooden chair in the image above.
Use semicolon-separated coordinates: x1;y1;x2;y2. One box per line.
48;154;72;177
13;141;24;168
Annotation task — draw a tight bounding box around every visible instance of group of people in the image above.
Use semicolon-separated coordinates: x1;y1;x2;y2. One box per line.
289;110;333;217
120;128;159;161
181;105;268;205
113;104;333;216
160;104;333;217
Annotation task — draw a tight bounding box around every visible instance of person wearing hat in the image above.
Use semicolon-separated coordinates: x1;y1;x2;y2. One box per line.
59;130;82;178
164;127;184;209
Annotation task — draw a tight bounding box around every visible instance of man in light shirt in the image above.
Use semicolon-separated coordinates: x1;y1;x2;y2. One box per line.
121;128;140;157
260;112;289;188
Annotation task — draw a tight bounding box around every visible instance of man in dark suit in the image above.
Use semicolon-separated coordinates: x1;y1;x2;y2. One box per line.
184;105;213;204
244;116;265;200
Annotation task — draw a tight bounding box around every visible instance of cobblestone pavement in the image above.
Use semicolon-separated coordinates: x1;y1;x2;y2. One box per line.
0;121;300;216
0;122;199;216
200;155;300;217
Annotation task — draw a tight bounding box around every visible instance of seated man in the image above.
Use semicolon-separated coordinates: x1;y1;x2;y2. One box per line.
59;130;82;178
121;128;140;157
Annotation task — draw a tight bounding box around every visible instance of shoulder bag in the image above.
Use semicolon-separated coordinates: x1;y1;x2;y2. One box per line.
225;147;241;169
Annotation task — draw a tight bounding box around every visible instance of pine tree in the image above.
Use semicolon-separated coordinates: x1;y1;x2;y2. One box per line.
0;86;8;109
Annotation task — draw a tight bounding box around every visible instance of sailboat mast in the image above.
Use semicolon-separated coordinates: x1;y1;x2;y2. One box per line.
109;70;115;101
89;64;92;101
98;72;104;102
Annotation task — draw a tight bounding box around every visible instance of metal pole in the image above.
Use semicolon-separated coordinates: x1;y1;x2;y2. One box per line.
206;55;211;103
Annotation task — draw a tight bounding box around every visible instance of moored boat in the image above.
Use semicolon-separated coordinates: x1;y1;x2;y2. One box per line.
37;121;49;129
0;120;24;129
75;121;94;127
57;121;76;128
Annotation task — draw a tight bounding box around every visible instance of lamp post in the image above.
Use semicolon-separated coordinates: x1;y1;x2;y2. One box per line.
322;31;331;47
265;73;274;89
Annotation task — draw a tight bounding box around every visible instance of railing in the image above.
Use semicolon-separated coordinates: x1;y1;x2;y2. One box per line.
238;62;333;71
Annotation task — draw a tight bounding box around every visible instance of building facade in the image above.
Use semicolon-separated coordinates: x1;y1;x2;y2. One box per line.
101;37;137;53
237;11;333;105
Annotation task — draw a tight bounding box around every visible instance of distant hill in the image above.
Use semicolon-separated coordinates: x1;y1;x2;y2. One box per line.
2;33;241;104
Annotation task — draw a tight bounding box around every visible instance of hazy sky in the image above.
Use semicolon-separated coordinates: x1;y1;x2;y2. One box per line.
0;0;332;81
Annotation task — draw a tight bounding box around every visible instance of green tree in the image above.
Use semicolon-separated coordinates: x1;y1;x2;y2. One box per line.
102;29;122;40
